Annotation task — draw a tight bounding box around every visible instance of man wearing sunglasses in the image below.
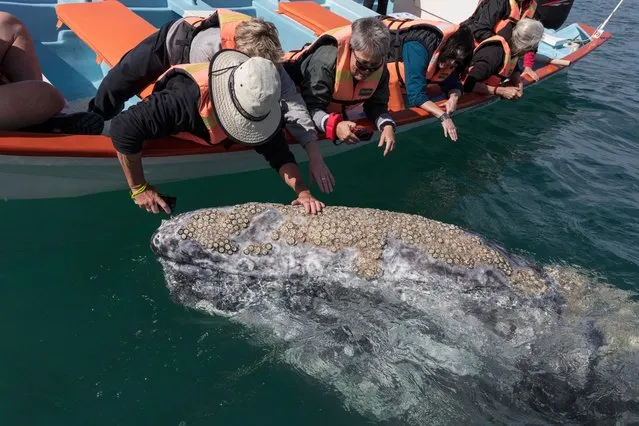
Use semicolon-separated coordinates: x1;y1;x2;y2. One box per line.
284;17;397;156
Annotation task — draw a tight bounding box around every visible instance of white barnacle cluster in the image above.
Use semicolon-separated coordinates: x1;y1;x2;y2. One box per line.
177;203;267;255
176;203;549;287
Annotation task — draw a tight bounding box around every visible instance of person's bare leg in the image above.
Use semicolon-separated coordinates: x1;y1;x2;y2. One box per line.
0;12;64;130
0;12;42;82
0;13;104;134
0;81;65;130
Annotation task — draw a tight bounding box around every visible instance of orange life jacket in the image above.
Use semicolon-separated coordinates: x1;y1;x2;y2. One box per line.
153;63;228;146
284;25;383;118
166;9;251;64
470;35;519;87
491;0;538;36
521;0;538;19
380;17;460;111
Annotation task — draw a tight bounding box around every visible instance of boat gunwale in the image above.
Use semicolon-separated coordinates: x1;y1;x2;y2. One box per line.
0;22;611;159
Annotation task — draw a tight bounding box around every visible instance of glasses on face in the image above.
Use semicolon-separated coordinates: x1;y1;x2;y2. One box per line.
442;57;463;69
352;51;382;74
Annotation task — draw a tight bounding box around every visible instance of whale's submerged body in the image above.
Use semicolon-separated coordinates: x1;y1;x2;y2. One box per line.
151;203;639;425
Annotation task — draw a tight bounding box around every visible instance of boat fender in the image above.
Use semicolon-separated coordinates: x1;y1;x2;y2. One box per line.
325;113;343;142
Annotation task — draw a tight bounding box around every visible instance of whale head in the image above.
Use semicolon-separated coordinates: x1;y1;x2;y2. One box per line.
151;203;639;424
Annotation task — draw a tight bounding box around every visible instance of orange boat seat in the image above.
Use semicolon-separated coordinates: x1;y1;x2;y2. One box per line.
277;1;351;35
55;0;158;98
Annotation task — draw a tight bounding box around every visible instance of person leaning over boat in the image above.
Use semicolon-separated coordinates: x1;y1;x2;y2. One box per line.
109;50;325;215
462;0;542;81
0;12;103;134
283;17;397;156
462;18;544;101
89;11;336;193
381;17;474;142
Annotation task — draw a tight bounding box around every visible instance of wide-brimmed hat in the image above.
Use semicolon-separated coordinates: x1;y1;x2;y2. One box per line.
208;49;282;146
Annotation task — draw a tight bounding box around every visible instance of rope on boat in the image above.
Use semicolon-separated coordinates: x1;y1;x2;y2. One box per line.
418;0;626;36
593;0;625;38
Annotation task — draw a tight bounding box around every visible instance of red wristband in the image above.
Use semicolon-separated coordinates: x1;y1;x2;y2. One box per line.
523;51;535;69
324;113;343;141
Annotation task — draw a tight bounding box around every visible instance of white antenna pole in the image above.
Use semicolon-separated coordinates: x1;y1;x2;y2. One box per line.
593;0;625;39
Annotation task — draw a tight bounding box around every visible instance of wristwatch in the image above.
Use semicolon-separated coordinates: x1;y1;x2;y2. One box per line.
380;121;396;130
439;112;450;122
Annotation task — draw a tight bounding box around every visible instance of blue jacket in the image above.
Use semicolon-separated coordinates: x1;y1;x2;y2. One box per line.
402;41;463;108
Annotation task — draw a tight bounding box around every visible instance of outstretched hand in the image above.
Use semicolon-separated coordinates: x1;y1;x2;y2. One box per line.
441;117;458;142
522;66;539;82
497;86;520;101
132;184;171;214
445;96;459;114
309;156;335;193
378;125;396;156
291;191;325;215
336;120;360;144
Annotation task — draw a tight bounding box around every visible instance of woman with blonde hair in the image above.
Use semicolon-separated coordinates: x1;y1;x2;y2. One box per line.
234;19;336;193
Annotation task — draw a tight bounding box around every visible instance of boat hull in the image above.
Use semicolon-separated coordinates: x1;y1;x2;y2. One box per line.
0;0;611;200
0;136;373;200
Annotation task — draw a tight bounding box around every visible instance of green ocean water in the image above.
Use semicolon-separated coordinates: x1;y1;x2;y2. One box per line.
1;1;638;425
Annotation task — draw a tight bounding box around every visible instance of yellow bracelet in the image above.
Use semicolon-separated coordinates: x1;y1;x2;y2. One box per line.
130;182;149;199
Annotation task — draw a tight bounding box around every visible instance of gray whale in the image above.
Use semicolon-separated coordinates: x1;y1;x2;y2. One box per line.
151;202;639;425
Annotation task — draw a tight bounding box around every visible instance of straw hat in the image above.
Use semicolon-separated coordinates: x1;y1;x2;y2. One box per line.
208;49;282;146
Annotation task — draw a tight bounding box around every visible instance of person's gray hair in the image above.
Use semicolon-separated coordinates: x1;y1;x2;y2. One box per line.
350;17;390;62
510;18;544;56
234;18;284;63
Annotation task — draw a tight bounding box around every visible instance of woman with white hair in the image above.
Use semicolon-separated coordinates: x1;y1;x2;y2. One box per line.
462;18;544;100
462;0;540;81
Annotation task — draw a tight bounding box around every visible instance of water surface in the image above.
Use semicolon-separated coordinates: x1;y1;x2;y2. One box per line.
1;0;638;424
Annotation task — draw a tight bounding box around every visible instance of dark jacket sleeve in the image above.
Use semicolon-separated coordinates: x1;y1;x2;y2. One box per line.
463;44;505;93
110;73;209;155
252;130;297;172
299;44;338;131
363;66;395;129
110;73;295;172
468;0;510;43
439;72;463;95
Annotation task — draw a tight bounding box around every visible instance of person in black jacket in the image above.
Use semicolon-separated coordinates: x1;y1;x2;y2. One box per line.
463;18;544;100
463;0;543;81
111;51;325;215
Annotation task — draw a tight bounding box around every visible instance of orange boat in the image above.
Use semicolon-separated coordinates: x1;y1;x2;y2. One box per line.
0;0;611;199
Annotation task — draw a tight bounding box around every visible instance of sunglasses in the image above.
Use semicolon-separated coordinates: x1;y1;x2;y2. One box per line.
352;51;382;73
440;57;463;69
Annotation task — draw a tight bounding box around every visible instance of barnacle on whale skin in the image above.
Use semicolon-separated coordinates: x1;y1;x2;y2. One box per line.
175;203;550;291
